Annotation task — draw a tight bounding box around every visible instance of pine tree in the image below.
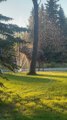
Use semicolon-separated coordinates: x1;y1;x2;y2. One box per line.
45;0;59;23
0;0;18;71
0;0;29;71
58;6;67;61
39;4;45;49
28;9;34;42
58;6;66;30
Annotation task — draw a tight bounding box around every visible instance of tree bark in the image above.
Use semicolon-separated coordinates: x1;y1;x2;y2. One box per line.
29;0;39;75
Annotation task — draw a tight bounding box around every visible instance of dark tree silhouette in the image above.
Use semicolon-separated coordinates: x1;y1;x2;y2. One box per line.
0;0;6;2
29;0;39;75
46;0;59;23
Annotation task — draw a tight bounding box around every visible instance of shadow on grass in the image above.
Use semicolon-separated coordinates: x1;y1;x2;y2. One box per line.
38;74;67;79
0;101;31;120
0;98;67;120
31;106;67;120
0;88;67;120
5;73;57;84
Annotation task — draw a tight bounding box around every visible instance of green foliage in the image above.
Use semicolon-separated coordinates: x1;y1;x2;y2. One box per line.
0;71;67;120
58;6;66;29
28;0;67;63
0;0;15;71
8;24;29;33
0;14;12;21
0;0;29;71
46;0;59;22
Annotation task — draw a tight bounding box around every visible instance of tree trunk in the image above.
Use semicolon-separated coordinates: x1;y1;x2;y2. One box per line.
29;0;39;75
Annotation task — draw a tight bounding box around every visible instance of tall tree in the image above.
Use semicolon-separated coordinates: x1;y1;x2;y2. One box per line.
29;0;39;74
28;9;34;42
58;6;67;61
58;6;66;30
38;4;45;49
46;0;59;23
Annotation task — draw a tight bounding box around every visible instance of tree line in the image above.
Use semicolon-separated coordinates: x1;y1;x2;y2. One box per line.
28;0;67;66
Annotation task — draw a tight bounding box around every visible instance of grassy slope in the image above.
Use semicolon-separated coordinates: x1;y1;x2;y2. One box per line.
0;71;67;120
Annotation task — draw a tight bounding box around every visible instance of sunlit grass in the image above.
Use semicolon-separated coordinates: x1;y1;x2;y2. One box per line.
0;71;67;120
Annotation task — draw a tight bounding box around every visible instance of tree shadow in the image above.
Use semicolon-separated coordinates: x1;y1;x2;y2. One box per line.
0;100;31;120
5;73;57;84
25;97;67;120
0;91;34;120
31;105;67;120
38;73;67;79
0;90;67;120
0;72;67;120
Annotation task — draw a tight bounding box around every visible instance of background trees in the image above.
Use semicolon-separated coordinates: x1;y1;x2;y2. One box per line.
45;0;59;23
28;0;67;68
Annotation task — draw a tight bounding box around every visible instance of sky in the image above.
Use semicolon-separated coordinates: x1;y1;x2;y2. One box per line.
0;0;67;27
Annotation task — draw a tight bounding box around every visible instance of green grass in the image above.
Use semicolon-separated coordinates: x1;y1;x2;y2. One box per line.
0;71;67;120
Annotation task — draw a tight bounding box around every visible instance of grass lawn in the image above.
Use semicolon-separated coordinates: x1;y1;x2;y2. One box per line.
0;71;67;120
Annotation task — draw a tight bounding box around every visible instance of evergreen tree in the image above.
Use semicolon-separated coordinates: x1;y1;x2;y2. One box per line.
58;6;66;31
0;0;18;71
0;0;29;71
58;6;67;61
39;4;45;49
28;9;34;42
45;0;59;23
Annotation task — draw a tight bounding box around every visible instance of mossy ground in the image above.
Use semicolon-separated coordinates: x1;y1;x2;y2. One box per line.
0;71;67;120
